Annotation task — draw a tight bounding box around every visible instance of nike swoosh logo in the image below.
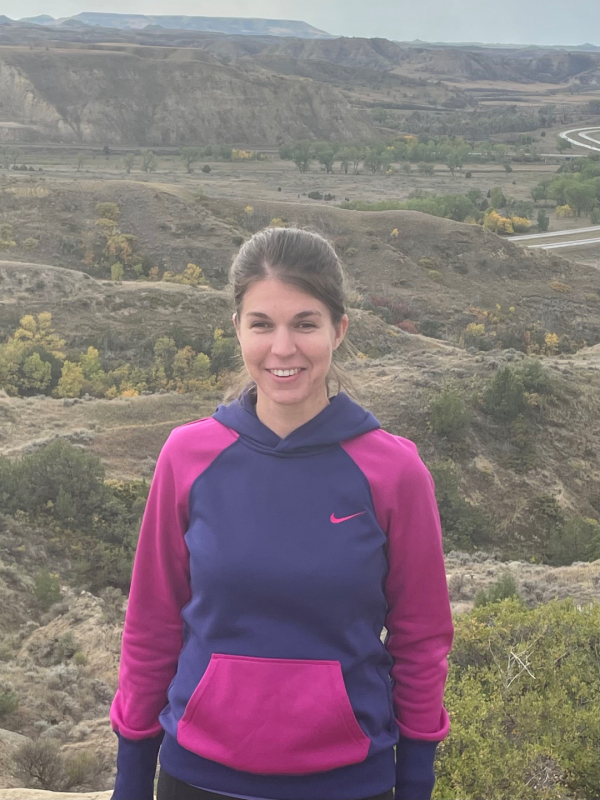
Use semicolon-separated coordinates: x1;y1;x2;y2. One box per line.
330;511;366;524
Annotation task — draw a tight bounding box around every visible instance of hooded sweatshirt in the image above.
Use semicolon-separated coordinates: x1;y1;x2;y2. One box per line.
109;389;454;800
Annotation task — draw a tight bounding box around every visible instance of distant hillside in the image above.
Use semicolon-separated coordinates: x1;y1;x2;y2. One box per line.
0;46;374;145
19;12;333;38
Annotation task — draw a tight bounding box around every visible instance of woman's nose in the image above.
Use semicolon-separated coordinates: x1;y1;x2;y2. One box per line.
271;326;297;355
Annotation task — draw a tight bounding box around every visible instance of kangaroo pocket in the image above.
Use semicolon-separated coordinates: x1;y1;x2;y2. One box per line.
176;653;371;775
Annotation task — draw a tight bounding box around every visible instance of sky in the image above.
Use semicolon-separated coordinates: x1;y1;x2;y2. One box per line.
5;0;600;47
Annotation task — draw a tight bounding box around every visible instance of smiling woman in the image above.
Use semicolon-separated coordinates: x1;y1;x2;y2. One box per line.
109;225;453;800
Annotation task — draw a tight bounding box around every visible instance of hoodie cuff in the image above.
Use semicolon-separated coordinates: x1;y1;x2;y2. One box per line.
395;735;439;800
111;730;164;800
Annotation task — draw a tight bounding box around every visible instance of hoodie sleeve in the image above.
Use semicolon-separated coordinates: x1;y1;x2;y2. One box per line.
109;432;192;800
383;445;454;800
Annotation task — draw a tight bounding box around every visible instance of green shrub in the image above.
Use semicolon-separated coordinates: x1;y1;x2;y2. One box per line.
428;390;471;440
515;358;554;395
430;461;493;551
546;516;600;566
0;686;19;718
73;650;88;666
482;366;528;422
435;598;600;800
473;572;520;607
95;202;120;222
34;569;62;610
12;738;108;792
55;632;78;662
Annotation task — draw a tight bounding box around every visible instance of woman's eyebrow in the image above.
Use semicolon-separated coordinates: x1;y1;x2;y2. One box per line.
246;311;322;319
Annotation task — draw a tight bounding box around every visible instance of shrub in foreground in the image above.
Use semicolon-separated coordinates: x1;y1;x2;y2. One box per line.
435;598;600;800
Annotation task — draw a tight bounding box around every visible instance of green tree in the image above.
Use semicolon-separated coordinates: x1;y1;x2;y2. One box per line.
290;140;313;173
556;137;571;152
21;352;52;393
55;361;85;398
513;200;534;219
123;153;135;173
531;180;551;202
313;142;339;174
489;186;506;209
111;262;124;282
140;149;158;173
337;147;353;174
564;183;597;216
179;146;202;174
417;162;435;176
537;209;550;232
445;152;462;176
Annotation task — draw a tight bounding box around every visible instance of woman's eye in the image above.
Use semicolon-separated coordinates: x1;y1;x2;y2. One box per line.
250;322;316;329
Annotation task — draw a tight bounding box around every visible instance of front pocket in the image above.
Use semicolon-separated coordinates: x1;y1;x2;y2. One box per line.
176;653;371;775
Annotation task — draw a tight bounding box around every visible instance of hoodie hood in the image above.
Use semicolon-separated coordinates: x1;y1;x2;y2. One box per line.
213;389;380;456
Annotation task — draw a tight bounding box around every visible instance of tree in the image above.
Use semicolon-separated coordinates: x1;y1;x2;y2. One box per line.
502;161;513;174
489;186;506;209
140;149;158;173
537;209;550;232
123;153;135;173
54;361;85;398
336;147;353;174
290;140;313;173
364;149;383;174
111;262;124;282
556;137;572;153
76;153;85;172
21;352;52;393
564;183;596;216
417;162;435;176
401;162;412;175
313;142;339;174
10;312;65;357
179;146;201;174
445;152;462;176
513;201;534;219
531;180;551;202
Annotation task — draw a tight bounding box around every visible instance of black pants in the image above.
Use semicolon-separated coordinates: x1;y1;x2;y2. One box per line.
157;768;394;800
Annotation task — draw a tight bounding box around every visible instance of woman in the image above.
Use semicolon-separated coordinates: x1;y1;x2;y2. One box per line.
110;227;454;800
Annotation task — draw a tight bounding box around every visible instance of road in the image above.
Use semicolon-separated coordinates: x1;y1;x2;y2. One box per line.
509;225;600;251
558;127;600;153
526;237;600;251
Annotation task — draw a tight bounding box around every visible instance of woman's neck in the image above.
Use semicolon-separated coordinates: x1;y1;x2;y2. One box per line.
254;388;330;440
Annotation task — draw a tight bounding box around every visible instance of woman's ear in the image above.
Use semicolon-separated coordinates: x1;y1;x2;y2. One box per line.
334;314;349;349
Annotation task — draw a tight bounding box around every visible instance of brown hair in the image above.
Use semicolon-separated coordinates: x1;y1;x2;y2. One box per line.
221;226;363;405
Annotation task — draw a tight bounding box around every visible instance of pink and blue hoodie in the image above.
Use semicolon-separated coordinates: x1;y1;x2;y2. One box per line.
109;389;454;800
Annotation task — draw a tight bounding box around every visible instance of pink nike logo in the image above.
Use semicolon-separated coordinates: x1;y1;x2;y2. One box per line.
330;511;366;524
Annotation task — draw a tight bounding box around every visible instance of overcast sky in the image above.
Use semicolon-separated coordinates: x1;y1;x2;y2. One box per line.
6;0;600;46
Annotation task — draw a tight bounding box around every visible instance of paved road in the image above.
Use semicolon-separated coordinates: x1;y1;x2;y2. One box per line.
527;237;600;250
559;127;600;153
510;226;600;242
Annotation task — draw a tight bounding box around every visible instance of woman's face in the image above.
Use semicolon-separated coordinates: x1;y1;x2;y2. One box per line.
233;278;348;408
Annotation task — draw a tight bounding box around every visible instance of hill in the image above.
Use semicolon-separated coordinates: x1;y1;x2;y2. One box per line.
0;46;375;146
20;13;333;38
